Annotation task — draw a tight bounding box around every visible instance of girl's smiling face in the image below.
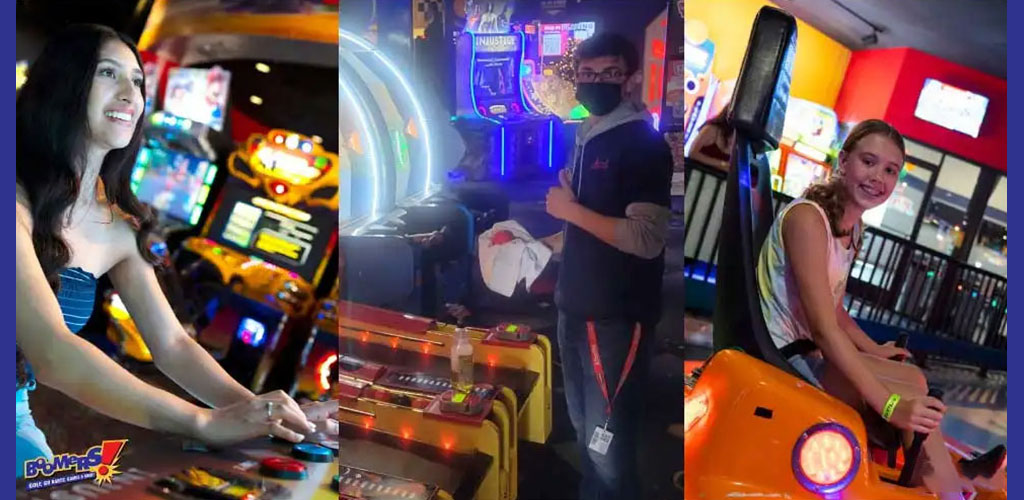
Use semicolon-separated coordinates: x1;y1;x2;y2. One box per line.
838;132;904;211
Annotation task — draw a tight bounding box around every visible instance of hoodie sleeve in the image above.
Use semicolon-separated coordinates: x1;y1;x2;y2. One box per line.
613;135;674;259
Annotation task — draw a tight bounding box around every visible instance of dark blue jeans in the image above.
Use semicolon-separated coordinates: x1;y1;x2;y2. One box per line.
557;311;653;500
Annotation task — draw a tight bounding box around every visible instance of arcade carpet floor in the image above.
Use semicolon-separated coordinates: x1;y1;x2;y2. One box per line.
682;313;1008;455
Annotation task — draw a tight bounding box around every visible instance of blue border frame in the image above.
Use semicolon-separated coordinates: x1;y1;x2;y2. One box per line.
465;31;503;125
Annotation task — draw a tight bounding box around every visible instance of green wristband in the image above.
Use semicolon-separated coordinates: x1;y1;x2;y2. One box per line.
882;394;901;421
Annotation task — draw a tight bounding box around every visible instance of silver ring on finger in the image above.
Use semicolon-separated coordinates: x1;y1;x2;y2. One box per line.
266;401;275;438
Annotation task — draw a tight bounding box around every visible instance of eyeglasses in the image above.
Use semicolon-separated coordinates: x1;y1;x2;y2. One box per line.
576;68;627;83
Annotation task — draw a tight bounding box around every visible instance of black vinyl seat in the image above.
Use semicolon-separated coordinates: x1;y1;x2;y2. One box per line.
710;6;807;383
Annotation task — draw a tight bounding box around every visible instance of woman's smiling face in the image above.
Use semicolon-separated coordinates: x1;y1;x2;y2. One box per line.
85;39;144;152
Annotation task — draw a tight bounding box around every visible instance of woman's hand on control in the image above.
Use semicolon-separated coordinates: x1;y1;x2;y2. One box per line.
194;390;316;445
301;399;339;437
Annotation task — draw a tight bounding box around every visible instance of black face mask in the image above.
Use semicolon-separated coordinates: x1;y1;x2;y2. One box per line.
575;82;623;116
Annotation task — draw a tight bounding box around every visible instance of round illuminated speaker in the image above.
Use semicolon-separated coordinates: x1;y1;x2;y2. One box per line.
791;422;860;495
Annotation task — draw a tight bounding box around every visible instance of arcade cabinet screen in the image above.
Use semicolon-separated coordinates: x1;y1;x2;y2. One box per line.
206;180;336;283
475;56;517;99
163;66;232;132
131;147;216;225
914;78;988;138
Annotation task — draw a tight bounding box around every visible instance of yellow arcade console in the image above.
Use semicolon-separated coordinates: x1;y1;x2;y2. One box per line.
338;378;518;500
337;301;553;445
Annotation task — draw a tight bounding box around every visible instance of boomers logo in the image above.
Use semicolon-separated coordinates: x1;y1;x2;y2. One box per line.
23;439;128;488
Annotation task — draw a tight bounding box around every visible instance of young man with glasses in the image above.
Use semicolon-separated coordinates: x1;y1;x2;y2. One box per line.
541;33;673;499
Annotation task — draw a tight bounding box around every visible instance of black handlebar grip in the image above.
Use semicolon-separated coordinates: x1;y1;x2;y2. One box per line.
898;387;945;486
895;333;910;348
889;333;911;362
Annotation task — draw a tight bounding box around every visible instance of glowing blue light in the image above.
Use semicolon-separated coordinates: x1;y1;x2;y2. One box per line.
516;32;532;116
337;70;380;219
236;317;266;347
501;126;506;177
466;32;502;126
548;119;554;169
340;30;436;195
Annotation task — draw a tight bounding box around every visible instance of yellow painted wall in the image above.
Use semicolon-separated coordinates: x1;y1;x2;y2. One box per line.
686;0;851;109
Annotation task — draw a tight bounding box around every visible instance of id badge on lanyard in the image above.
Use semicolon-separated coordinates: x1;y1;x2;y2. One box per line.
585;321;642;455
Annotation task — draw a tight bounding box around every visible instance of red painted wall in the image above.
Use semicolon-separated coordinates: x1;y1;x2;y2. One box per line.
834;48;903;125
836;48;1006;172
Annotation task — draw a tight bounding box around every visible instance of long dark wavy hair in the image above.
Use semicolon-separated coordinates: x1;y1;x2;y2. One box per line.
803;119;906;246
16;24;158;387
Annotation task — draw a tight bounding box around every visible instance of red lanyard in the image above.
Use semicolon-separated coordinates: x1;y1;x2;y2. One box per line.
586;321;642;418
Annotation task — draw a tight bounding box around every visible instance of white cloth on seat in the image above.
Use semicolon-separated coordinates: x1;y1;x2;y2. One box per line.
478;220;553;297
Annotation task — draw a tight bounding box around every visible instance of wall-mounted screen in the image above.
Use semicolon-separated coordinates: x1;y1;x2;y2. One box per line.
913;78;988;138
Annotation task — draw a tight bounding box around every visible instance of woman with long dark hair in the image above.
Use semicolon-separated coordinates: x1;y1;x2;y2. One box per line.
757;119;999;498
15;25;330;477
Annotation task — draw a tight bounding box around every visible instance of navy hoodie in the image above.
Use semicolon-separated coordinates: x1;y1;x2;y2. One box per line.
555;102;673;324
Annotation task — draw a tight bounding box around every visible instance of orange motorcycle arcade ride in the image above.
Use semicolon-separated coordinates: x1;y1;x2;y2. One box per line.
681;7;1007;500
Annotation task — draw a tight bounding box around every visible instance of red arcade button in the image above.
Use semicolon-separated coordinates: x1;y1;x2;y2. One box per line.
259;457;308;480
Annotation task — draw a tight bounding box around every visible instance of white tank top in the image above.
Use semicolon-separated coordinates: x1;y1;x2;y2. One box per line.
757;199;859;349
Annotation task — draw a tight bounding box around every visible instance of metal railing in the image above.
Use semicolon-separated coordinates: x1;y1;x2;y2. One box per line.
683;159;1007;357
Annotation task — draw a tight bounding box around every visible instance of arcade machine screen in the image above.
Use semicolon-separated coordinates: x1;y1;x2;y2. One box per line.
163;66;231;132
131;147;217;225
204;182;337;284
461;33;531;120
475;52;517;101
